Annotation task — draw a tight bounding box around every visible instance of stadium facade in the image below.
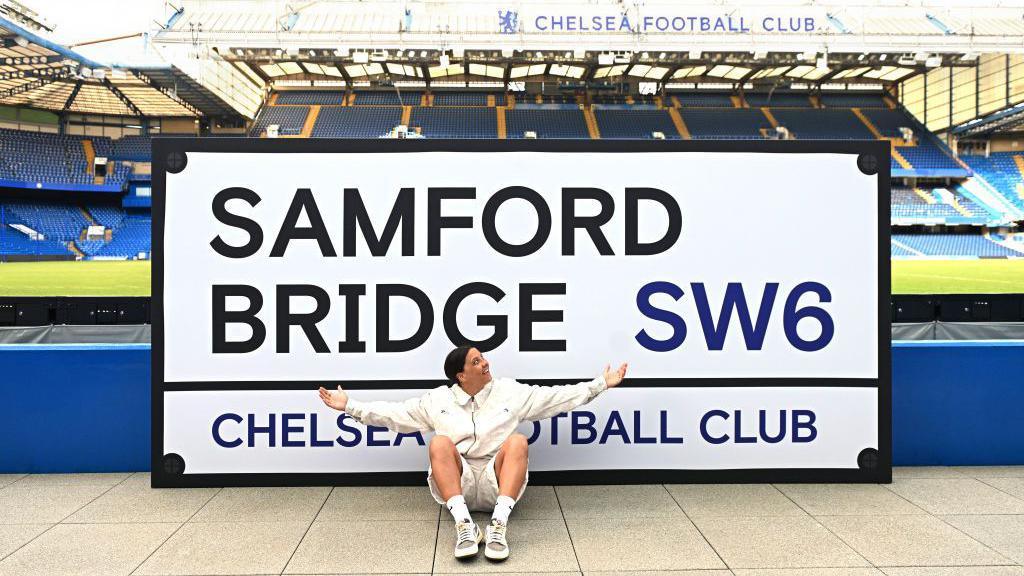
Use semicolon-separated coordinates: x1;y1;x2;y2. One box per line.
1;0;1023;261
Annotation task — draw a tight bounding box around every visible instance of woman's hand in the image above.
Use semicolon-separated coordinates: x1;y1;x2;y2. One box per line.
318;385;349;411
603;363;628;388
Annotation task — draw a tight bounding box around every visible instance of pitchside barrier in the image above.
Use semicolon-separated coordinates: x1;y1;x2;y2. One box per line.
152;139;891;488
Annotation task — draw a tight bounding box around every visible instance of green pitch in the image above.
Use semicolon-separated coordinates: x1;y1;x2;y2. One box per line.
0;259;1022;296
0;261;151;296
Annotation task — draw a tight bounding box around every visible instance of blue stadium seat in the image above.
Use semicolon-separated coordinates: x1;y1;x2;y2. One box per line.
892;234;1023;257
961;153;1024;212
505;109;589;138
671;92;734;107
275;91;346;105
678;109;769;139
771;109;875;139
593;110;681;139
312;107;403;138
249;106;310;136
744;93;813;108
410;107;497;138
432;92;504;106
819;93;888;108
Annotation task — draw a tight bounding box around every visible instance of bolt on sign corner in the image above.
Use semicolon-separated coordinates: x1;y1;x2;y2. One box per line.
152;138;891;488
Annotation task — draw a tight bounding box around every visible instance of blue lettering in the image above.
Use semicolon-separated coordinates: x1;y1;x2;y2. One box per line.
336;413;362;447
572;411;597;444
700;16;711;31
394;432;425;446
762;17;774;31
642;16;653;31
655;16;669;31
805;17;815;31
248;413;275;447
535;16;547;31
551;412;567;445
604;16;615;30
528;421;541;444
635;281;687;351
783;282;834;352
660;410;684;443
734;410;757;444
713;17;726;32
212;413;243;448
599;411;630;444
634;411;657;444
700;410;729;444
793;410;818;442
619;16;632;31
759;410;787;443
366;425;390;447
281;413;304;447
310;413;333;447
550;16;563;30
671;16;685;31
691;282;777;351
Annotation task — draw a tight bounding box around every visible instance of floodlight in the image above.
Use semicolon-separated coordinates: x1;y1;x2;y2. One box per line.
598;53;614;65
651;131;665;140
439;54;450;67
524;131;537;139
688;49;701;59
925;56;941;68
353;52;369;64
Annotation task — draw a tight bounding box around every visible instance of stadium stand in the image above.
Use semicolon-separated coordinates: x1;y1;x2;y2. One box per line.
93;213;151;259
505;109;589;138
594;109;681;139
275;91;346;105
819;92;889;108
433;92;504;106
961;152;1024;211
772;109;876;139
352;91;421;106
312;106;404;138
110;136;153;161
893;234;1024;257
743;92;814;108
0;129;94;186
679;109;771;139
410;107;497;138
248;106;309;136
670;92;734;107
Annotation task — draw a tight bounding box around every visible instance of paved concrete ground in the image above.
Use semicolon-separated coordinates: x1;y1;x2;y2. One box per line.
1;467;1023;575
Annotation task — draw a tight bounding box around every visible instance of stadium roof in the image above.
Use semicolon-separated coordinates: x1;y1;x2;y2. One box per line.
0;11;244;118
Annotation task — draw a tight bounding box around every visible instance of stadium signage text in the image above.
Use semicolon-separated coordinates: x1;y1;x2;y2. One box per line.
207;185;835;355
154;140;889;486
498;8;825;35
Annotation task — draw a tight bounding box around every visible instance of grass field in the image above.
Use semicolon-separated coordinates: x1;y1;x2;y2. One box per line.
0;259;1022;296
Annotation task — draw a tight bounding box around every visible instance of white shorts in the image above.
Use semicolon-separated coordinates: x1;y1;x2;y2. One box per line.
427;453;529;512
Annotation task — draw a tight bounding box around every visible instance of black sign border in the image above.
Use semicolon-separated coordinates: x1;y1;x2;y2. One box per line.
152;138;891;488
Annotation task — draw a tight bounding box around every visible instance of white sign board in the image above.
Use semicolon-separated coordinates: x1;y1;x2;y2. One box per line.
153;139;890;487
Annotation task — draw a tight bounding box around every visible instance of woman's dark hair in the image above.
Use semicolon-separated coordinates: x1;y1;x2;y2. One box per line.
443;345;474;382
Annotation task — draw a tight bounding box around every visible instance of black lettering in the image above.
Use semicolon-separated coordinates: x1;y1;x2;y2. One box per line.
212;285;266;353
270;188;337;257
210;187;263;258
519;283;566;351
561;187;614;255
276;284;331;353
625;187;681;255
338;284;366;353
376;284;433;352
443;282;508;352
343;187;414;256
482;186;552;257
427;187;475;256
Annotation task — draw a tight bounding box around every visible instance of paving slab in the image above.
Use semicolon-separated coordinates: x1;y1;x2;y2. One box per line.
817;515;1010;567
0;484;109;523
0;525;50;561
191;486;331;523
775;484;926;516
881;568;1024;576
892;467;969;479
555;485;684;519
567;516;725;571
952;467;1024;478
0;522;177;576
942;514;1024;565
135;520;308;575
977;477;1024;500
317;486;439;521
511;485;563;519
584;571;733;576
693;515;868;569
10;473;131;488
64;474;219;523
285;520;437;574
886;478;1024;515
434;518;578;573
667;484;806;518
0;476;26;489
737;565;888;569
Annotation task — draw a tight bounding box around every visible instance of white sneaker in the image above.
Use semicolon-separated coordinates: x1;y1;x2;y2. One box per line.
484;519;509;561
454;520;482;558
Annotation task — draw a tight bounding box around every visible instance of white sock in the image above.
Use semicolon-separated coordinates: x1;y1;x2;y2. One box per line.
446;495;471;523
491;495;516;525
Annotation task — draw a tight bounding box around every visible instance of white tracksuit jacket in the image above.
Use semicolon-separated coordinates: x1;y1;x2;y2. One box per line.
345;375;608;462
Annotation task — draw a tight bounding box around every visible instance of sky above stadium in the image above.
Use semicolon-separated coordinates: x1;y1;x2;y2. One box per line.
33;0;166;65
